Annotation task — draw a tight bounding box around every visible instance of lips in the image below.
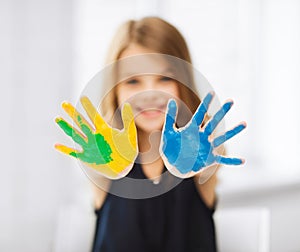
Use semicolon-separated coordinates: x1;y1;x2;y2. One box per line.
135;104;166;117
136;103;165;112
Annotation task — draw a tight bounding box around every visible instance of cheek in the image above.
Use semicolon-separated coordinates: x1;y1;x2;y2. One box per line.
117;91;126;105
116;86;135;105
162;83;180;99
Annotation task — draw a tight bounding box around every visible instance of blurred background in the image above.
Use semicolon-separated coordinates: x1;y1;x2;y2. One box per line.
1;0;300;251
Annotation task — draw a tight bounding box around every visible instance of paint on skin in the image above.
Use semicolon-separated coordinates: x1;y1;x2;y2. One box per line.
161;93;246;175
193;92;213;125
56;116;113;165
216;155;243;165
204;101;233;135
55;97;139;178
69;131;113;164
162;100;181;163
56;118;87;146
213;124;246;147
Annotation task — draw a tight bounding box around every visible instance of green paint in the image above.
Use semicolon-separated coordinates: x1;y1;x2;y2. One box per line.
77;115;93;137
69;131;113;164
56;116;113;165
56;118;86;146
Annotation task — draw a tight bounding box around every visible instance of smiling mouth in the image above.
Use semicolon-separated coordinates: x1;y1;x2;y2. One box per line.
140;110;162;117
136;104;166;117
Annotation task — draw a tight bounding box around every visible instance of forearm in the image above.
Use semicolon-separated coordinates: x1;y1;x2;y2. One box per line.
90;176;111;210
194;165;219;210
194;145;225;209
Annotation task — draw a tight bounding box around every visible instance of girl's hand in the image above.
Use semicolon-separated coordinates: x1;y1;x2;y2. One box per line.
55;96;138;179
160;92;246;178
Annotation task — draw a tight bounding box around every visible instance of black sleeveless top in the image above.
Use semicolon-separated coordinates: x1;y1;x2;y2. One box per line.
92;162;217;252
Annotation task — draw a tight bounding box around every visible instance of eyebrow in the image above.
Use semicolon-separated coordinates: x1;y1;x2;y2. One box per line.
160;67;176;76
121;68;176;78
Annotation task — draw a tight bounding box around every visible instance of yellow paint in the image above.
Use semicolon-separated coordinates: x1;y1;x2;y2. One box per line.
55;96;138;179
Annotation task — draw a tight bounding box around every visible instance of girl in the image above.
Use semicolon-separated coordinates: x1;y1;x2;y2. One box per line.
91;17;222;252
55;16;246;252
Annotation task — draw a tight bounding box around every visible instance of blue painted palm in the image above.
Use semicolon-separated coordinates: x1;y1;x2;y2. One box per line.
160;92;246;178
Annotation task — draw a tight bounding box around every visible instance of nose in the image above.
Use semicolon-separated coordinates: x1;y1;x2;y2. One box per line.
138;89;160;103
142;76;159;90
138;77;161;102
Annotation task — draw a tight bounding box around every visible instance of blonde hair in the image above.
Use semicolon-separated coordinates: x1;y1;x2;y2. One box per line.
100;16;201;127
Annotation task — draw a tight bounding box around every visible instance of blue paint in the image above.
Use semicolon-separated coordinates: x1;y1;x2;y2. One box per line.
215;156;243;165
162;100;181;164
161;93;246;175
193;91;213;125
164;100;177;133
213;123;246;147
204;100;233;135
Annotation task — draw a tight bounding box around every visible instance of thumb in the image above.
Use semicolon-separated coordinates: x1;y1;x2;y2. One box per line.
121;103;135;131
164;99;178;132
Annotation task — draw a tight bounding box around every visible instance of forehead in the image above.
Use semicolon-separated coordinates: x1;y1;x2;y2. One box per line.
116;54;177;81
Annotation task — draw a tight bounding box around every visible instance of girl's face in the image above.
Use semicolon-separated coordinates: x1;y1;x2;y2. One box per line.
116;44;180;133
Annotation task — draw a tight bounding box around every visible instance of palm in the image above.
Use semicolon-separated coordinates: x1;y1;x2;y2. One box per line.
160;92;246;178
55;96;138;179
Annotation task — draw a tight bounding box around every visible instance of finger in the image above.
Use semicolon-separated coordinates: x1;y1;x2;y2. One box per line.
54;143;81;158
193;91;214;125
204;100;233;135
164;99;178;132
212;122;247;147
215;155;245;165
121;103;135;131
55;117;87;146
62;101;94;138
80;96;109;131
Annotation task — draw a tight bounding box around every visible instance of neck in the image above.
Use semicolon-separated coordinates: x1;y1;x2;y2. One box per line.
137;129;161;165
137;129;165;180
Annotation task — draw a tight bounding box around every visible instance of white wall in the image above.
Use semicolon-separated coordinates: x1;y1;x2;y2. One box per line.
0;0;92;251
218;184;300;252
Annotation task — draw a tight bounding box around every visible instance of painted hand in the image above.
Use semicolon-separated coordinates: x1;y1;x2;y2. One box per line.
160;92;246;178
55;96;138;179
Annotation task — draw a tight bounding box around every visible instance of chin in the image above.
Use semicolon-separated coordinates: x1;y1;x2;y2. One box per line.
136;121;164;133
137;124;163;133
135;115;164;133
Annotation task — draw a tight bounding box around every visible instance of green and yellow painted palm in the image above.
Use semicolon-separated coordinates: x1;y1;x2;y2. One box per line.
55;96;138;179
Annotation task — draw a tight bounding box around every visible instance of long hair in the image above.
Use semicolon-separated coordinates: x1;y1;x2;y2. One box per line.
100;16;202;127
